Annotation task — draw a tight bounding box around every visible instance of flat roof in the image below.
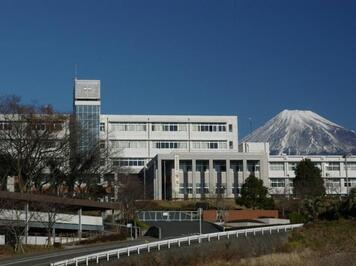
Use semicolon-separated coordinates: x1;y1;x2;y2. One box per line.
0;191;119;211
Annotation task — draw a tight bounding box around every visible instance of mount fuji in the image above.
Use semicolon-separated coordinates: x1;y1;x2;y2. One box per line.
242;110;356;155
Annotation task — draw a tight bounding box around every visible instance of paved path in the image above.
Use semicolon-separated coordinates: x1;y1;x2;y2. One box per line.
0;238;153;266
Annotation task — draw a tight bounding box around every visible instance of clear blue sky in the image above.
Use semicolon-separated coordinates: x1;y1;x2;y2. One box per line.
1;0;355;138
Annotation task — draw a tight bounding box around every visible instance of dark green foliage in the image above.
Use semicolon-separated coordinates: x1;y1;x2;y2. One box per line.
293;159;325;199
236;175;275;209
288;211;308;223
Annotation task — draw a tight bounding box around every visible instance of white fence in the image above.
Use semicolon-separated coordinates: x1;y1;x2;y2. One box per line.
50;223;303;266
22;236;86;245
0;209;102;226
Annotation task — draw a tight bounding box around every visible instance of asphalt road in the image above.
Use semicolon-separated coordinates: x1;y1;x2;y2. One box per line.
0;238;154;266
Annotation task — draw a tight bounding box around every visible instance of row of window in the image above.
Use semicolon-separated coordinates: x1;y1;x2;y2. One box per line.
153;141;187;149
109;140;231;150
269;178;356;188
102;122;234;132
152;123;187;132
108;123;146;132
111;158;146;167
111;140;147;149
0;121;64;131
191;123;229;132
269;162;356;171
192;141;228;149
75;105;100;114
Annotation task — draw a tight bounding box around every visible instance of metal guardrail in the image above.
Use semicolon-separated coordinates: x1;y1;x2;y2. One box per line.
137;211;200;221
50;223;303;266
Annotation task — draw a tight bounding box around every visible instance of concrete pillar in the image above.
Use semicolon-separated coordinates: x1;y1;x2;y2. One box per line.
157;159;162;200
192;159;197;199
226;160;232;198
243;160;248;183
78;208;82;240
209;159;214;197
25;202;29;245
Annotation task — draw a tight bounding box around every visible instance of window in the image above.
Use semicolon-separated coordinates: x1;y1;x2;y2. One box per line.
313;162;322;170
153;141;188;149
229;141;233;149
248;161;260;172
192;141;227;150
111;158;146;167
270;162;284;171
326;162;340;171
228;124;233;132
0;121;12;130
192;123;226;132
270;178;285;188
151;123;187;132
110;123;146;132
345;162;356;170
288;162;298;171
111;140;147;149
100;122;105;132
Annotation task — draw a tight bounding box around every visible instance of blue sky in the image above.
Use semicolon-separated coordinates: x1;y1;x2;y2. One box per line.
0;0;355;138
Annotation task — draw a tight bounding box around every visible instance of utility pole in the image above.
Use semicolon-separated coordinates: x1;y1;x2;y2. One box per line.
198;208;202;235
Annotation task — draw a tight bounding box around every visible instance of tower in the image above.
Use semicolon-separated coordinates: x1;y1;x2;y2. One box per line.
73;79;101;152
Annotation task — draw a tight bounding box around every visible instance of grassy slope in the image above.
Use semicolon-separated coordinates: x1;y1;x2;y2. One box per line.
233;219;356;266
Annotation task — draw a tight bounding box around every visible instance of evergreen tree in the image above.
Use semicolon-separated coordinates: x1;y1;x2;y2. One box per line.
237;175;274;209
294;159;325;199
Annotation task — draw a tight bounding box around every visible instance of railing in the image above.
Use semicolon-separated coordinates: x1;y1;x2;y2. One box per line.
137;210;200;221
50;223;303;266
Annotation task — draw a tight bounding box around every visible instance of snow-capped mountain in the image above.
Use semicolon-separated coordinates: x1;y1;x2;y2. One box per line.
242;110;356;155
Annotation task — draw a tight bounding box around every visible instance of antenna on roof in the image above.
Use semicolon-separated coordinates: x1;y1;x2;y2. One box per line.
248;117;253;134
74;64;78;80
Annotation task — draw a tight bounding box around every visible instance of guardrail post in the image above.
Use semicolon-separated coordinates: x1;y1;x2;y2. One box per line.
168;241;171;248
148;245;151;252
138;247;140;254
96;255;99;263
208;235;210;242
253;229;256;236
218;234;220;240
285;227;287;232
262;228;264;235
75;258;78;266
117;251;120;259
270;228;272;234
86;257;89;266
178;240;180;247
188;237;191;245
107;253;109;261
128;249;130;256
158;244;160;250
245;230;247;237
198;236;201;243
227;232;230;239
236;232;238;238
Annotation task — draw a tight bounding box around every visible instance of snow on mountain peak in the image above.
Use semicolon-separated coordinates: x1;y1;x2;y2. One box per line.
242;110;356;155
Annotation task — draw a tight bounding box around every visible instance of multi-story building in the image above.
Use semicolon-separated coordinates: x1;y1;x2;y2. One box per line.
70;79;356;200
100;114;238;172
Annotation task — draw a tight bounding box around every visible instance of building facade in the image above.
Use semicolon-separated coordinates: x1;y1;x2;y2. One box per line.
70;79;356;200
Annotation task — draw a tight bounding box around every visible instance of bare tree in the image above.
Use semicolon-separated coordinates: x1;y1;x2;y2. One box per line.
32;201;72;246
0;95;70;193
0;199;35;252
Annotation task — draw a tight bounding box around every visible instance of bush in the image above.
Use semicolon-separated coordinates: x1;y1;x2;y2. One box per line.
288;211;308;224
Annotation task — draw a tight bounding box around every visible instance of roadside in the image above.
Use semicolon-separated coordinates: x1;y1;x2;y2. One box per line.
0;237;154;266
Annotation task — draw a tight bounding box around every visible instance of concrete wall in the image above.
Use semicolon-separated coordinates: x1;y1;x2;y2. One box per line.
203;210;279;222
